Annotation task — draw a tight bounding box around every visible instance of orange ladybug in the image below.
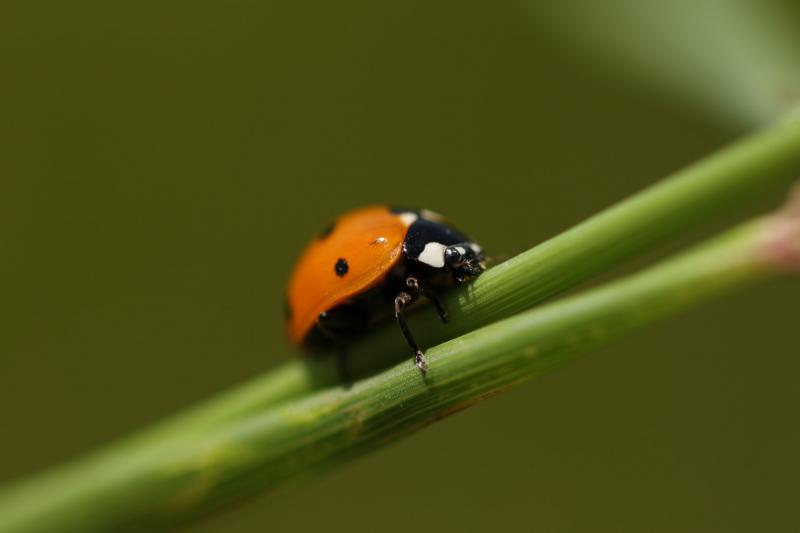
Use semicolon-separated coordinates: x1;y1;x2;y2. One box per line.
285;206;486;375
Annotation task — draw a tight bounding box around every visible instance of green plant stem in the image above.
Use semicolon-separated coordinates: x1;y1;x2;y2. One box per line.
0;215;784;532
139;116;800;443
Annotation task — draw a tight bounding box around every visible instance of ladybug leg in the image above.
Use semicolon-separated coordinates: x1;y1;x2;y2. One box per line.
406;276;448;323
316;313;351;384
335;350;350;384
394;292;429;375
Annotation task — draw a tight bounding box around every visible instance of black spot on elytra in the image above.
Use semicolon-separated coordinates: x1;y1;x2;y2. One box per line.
317;220;336;240
335;258;349;277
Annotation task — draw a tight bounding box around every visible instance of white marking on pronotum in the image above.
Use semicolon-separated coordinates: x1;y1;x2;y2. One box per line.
399;212;418;226
469;242;482;254
455;246;466;255
418;241;447;268
420;209;444;222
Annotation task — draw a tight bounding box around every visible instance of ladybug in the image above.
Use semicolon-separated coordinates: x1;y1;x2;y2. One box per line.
285;205;486;375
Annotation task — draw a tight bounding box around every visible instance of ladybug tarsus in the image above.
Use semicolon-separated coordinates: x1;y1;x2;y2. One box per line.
415;351;429;375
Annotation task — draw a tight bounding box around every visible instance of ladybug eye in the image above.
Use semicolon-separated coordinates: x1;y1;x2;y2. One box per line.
445;246;465;265
334;258;349;277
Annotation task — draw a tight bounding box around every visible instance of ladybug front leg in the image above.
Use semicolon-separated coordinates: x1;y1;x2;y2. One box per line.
405;276;448;323
394;292;429;375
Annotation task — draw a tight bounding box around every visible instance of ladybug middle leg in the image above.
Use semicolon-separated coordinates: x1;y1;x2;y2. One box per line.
315;317;352;384
315;305;369;384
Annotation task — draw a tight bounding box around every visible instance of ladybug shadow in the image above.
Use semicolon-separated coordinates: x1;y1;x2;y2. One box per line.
299;279;483;389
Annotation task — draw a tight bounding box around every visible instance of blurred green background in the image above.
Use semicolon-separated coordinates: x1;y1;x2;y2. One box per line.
2;2;799;532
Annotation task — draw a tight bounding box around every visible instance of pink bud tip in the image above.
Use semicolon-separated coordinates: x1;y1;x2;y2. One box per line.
761;183;800;272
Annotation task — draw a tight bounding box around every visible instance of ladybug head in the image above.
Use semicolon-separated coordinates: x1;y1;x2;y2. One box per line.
444;242;486;283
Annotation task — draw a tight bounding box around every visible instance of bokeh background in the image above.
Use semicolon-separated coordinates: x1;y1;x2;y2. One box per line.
2;2;799;532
